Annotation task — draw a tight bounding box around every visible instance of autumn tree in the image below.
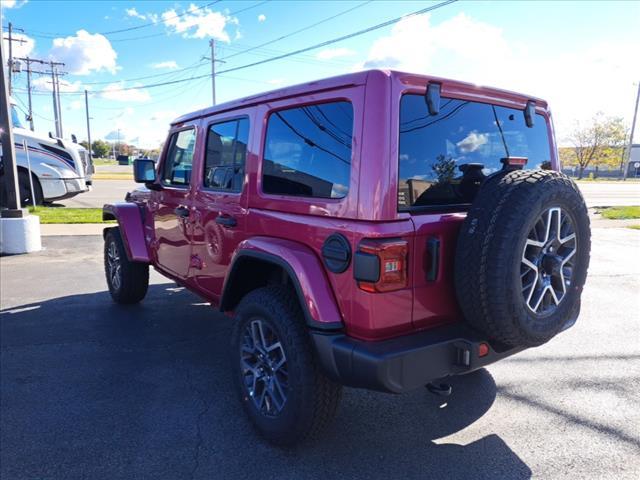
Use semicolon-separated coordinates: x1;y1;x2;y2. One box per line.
565;115;628;178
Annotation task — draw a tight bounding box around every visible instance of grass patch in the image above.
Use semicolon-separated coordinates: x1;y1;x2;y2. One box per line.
92;172;134;181
628;225;640;230
29;207;114;224
599;206;640;220
91;158;116;167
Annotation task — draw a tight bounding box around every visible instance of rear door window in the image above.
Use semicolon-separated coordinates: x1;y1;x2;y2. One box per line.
262;101;353;199
398;94;551;209
162;128;196;187
203;117;249;191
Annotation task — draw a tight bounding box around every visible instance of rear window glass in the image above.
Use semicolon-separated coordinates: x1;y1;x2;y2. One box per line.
262;101;353;199
398;94;551;209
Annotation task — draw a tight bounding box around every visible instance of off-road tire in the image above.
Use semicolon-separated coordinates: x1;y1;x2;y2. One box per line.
231;285;342;446
104;228;149;304
454;169;590;347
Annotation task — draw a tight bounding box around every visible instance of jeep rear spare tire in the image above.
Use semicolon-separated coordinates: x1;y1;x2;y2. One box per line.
454;170;590;348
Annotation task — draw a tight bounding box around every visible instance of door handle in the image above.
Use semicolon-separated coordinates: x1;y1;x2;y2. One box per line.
174;206;190;218
216;215;237;228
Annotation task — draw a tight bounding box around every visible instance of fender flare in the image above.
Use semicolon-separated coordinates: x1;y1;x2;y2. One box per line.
221;237;343;331
103;202;151;263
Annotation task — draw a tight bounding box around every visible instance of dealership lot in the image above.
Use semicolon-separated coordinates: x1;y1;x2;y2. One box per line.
1;227;638;479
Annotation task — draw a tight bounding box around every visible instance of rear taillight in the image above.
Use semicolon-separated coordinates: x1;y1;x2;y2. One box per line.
355;239;408;293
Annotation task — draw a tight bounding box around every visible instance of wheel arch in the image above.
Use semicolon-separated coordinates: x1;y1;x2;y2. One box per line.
221;238;343;331
102;202;151;263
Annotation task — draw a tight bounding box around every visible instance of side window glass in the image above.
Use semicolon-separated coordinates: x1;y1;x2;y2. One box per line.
262;101;353;199
204;118;249;191
162;129;196;186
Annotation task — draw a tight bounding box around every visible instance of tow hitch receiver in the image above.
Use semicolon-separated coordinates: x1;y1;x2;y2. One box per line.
426;382;452;397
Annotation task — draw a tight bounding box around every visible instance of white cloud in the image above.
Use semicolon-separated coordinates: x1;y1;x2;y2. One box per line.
49;30;118;75
2;0;28;8
149;110;178;122
101;82;151;102
361;13;510;73
67;100;84;111
258;14;266;22
162;3;235;41
125;7;146;20
33;76;83;93
456;131;489;153
151;60;178;70
358;12;640;142
316;48;355;61
2;33;35;59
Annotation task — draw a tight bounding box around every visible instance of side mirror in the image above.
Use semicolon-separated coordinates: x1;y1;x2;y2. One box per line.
133;159;157;183
524;100;536;128
425;82;441;116
71;134;78;144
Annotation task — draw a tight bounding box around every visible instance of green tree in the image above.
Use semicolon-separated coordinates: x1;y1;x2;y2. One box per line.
91;139;111;159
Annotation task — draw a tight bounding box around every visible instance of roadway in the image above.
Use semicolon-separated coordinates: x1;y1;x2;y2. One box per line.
58;178;640;208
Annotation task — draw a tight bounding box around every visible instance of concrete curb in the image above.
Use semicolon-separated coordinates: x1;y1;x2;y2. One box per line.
40;223;107;236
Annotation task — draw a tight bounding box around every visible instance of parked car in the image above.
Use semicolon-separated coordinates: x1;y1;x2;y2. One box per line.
0;100;93;206
103;70;590;445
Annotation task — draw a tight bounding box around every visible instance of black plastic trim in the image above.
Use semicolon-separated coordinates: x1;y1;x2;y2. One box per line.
221;250;343;331
353;251;380;283
311;323;525;393
399;203;471;214
426;237;440;281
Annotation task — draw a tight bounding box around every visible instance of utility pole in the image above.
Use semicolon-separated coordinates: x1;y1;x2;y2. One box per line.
7;22;12;95
4;22;25;96
54;65;63;138
622;82;640;181
25;57;34;130
0;27;21;213
14;57;64;134
209;38;216;105
50;65;59;137
84;90;92;162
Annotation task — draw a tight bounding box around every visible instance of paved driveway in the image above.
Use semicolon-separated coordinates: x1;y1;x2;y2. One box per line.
1;228;639;479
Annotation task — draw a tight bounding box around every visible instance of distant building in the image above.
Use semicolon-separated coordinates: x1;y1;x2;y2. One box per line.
628;144;640;177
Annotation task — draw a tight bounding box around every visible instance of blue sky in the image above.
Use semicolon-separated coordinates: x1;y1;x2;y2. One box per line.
2;0;639;148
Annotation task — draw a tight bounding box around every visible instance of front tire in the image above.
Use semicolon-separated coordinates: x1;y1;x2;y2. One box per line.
18;170;43;206
104;228;149;304
231;286;342;446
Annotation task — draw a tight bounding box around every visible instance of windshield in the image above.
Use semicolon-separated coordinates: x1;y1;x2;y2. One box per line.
398;94;551;209
10;104;24;129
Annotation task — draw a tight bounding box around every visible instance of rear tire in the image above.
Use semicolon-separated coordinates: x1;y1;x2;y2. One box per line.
231;286;342;446
104;228;149;304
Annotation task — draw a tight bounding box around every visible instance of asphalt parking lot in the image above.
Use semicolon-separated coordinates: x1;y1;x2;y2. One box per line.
1;228;639;479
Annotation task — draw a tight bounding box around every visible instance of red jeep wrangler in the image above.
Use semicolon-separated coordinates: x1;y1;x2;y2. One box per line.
103;70;590;445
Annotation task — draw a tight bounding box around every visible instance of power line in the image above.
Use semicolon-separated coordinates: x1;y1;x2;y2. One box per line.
17;1;223;39
71;0;459;94
217;0;457;76
81;58;209;85
220;1;373;61
12;0;457;97
13;0;267;41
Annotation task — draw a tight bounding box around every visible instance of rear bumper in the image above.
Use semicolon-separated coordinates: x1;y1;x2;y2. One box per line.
311;323;523;393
